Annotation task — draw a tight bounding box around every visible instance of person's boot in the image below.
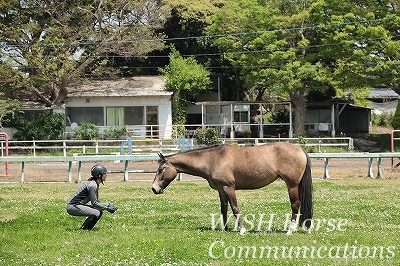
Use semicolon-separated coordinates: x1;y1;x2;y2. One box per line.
80;215;98;230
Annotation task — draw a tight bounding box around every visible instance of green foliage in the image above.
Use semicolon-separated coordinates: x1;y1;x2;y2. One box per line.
159;46;211;125
207;0;399;134
392;103;400;129
270;105;290;123
372;112;394;128
161;47;211;96
104;126;127;139
0;0;165;107
195;127;222;146
0;92;20;128
74;121;99;140
11;110;64;140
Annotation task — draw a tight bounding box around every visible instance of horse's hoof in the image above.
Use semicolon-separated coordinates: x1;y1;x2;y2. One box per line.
239;227;247;235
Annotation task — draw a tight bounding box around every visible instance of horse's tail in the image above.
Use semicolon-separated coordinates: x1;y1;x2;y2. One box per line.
299;151;313;228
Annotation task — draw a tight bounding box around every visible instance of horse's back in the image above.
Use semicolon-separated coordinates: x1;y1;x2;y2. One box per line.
219;142;307;189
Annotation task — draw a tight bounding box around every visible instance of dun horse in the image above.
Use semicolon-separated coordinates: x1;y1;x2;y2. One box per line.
152;142;313;235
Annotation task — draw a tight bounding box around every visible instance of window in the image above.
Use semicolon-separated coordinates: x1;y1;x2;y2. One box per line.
66;107;104;126
67;106;155;126
106;106;144;126
146;106;158;137
233;105;250;123
234;111;249;123
106;107;124;126
124;106;144;125
146;106;158;125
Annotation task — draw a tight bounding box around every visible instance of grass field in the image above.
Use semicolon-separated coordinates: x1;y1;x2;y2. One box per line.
1;177;400;265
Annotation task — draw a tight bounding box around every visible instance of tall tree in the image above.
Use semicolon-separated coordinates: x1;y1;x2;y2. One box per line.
122;0;228;76
309;0;400;95
208;0;399;135
0;0;166;107
208;0;331;134
159;46;211;128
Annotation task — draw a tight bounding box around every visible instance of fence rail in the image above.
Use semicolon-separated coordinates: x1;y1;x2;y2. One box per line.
1;152;399;183
1;137;354;156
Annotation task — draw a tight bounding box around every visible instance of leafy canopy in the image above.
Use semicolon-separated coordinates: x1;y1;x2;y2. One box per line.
159;46;211;126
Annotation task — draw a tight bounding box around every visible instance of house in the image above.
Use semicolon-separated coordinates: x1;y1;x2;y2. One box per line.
64;76;173;139
305;99;371;135
367;87;399;114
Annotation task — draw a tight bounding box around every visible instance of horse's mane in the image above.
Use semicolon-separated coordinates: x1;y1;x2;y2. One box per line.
167;144;228;158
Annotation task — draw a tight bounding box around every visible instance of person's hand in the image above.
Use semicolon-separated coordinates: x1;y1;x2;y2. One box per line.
107;204;118;213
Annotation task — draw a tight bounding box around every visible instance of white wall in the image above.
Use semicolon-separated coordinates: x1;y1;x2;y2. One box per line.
66;95;172;139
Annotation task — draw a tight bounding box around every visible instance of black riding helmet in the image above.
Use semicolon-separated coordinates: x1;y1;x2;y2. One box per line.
90;164;109;182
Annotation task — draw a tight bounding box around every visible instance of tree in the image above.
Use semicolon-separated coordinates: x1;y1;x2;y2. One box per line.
159;46;211;128
208;0;331;134
0;92;20;129
309;0;400;93
122;0;228;76
208;0;399;135
0;0;166;107
392;102;400;130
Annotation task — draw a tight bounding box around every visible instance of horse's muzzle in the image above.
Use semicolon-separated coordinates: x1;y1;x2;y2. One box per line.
152;185;163;194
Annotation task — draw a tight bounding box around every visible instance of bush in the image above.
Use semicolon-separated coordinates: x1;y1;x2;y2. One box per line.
104;126;127;139
372;112;393;127
74;121;99;140
11;110;64;140
195;127;222;146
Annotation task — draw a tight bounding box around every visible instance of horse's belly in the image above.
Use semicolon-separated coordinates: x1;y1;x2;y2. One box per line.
234;175;278;190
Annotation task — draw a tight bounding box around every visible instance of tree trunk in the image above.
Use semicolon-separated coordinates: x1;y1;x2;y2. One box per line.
290;89;306;135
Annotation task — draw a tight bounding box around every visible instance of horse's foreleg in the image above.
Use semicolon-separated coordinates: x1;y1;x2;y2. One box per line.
287;185;301;235
222;186;246;235
218;191;229;231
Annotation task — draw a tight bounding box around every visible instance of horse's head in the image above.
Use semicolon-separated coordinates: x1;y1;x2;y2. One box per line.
152;153;178;194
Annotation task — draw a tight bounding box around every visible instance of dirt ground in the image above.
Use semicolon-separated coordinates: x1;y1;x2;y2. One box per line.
1;157;399;183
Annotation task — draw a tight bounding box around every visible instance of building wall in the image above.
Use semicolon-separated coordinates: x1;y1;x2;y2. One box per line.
66;95;172;139
339;110;370;134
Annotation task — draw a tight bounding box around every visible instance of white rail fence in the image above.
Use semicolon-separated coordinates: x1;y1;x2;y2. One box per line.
1;151;399;183
2;137;354;157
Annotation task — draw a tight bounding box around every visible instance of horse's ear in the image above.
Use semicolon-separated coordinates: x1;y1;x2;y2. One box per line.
158;153;166;162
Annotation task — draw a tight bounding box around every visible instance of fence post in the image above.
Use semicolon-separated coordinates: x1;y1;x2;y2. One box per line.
33;140;36;157
367;158;374;178
123;160;129;181
63;141;67;157
376;158;383;178
323;158;330;179
68;161;72;182
77;161;82;182
21;161;25;183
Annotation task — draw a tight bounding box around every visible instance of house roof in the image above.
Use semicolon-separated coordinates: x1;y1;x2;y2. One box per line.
67;76;172;98
306;98;372;111
367;88;399;100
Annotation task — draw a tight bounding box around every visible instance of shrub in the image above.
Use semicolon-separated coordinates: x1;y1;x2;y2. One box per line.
104;126;127;139
74;121;99;140
11;110;64;140
372;112;393;127
195;127;222;146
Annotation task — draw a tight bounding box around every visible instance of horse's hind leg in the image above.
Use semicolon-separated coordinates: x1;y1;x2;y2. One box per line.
286;185;301;235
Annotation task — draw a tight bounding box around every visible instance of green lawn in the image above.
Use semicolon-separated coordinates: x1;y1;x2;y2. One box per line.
0;178;399;265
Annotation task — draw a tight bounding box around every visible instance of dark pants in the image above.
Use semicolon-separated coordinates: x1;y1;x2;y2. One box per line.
66;204;103;229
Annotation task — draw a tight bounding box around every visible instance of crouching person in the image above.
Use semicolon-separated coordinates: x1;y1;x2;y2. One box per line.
66;164;118;230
